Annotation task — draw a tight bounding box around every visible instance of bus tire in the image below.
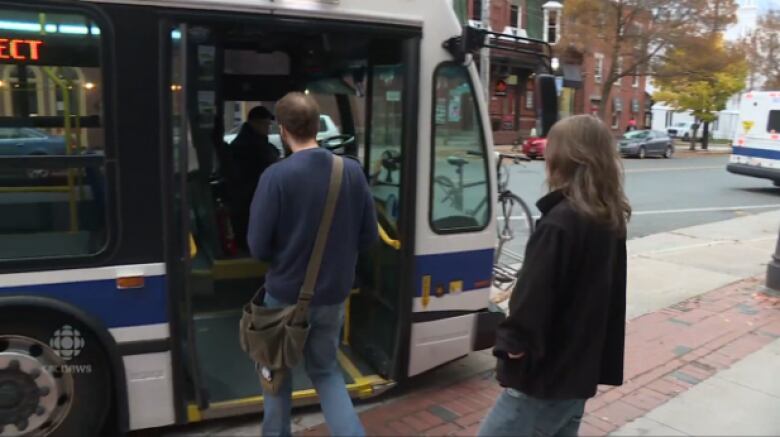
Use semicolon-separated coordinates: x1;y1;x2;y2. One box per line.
0;309;112;436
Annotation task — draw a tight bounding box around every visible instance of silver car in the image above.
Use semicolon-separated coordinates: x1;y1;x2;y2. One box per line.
619;130;674;159
223;114;340;154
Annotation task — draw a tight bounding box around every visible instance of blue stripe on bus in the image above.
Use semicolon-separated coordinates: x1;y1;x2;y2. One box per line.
415;249;494;297
0;275;168;328
732;146;780;160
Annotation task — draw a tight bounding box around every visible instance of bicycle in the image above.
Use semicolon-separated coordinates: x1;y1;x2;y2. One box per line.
492;152;535;290
432;152;535;289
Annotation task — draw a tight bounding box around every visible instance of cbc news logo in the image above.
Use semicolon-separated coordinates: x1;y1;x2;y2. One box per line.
49;324;85;361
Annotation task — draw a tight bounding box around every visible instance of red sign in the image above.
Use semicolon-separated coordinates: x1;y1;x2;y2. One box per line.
494;79;508;96
0;39;43;61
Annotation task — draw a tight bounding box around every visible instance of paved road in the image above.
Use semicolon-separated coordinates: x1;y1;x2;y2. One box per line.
507;155;780;239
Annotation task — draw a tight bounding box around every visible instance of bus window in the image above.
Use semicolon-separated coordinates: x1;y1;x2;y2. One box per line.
0;7;107;260
430;64;490;233
768;110;779;133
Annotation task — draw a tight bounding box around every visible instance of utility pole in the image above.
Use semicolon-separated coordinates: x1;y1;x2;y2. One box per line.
480;0;491;97
767;229;780;292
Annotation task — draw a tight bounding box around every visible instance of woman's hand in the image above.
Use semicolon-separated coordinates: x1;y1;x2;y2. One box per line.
508;352;525;359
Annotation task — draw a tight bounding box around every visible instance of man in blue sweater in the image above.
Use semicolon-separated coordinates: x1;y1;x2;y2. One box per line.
247;92;377;437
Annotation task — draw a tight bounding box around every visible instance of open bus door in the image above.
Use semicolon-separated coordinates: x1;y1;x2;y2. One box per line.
163;16;420;421
166;22;211;416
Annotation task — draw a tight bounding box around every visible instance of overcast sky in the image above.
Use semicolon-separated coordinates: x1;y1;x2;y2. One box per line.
751;0;779;11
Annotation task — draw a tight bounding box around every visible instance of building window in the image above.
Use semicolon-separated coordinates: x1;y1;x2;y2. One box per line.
545;11;560;43
543;2;563;43
594;53;604;84
472;0;482;21
633;74;640;88
525;90;534;109
431;64;490;233
0;5;108;261
510;4;521;29
612;98;623;129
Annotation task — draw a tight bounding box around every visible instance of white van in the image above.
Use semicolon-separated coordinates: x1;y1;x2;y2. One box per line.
727;91;780;184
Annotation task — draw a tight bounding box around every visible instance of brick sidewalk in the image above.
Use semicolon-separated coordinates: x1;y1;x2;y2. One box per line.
298;277;780;436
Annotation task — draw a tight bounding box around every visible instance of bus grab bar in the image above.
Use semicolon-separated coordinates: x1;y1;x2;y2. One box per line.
378;223;401;250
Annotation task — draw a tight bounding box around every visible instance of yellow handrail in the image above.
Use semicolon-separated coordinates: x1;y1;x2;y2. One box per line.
43;66;78;234
378;223;401;250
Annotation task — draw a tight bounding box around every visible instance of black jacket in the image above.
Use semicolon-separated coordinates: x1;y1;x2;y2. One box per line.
229;123;280;209
494;191;627;399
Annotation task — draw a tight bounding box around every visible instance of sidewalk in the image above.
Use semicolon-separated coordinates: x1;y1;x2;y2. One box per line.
295;210;780;436
296;277;780;436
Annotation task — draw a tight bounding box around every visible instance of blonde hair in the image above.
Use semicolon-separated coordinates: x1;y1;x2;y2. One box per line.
545;115;631;234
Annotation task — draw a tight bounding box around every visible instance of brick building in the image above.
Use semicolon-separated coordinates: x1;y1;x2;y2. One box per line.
459;0;650;143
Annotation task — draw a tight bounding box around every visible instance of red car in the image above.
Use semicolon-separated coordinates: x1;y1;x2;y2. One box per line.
522;137;547;159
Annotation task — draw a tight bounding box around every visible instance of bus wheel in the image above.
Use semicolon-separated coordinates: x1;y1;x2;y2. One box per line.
0;314;112;436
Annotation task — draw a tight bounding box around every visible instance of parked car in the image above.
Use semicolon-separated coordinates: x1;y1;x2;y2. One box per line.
0;127;67;179
223;114;340;153
521;137;547;159
666;121;704;141
619;130;674;159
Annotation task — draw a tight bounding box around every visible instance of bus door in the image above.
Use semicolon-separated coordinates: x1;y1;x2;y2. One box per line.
407;62;498;377
348;59;408;379
165;16;420;419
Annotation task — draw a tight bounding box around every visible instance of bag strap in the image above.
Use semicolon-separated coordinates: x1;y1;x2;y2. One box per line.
297;154;344;308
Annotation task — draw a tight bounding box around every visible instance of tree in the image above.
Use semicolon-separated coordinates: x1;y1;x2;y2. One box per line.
559;0;717;119
654;36;747;150
749;10;780;90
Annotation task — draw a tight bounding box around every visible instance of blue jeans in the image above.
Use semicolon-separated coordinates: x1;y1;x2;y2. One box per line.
261;293;365;437
478;388;585;437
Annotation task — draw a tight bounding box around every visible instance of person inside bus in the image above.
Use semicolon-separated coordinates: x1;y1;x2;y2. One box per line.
229;106;279;250
247;92;377;437
478;115;630;437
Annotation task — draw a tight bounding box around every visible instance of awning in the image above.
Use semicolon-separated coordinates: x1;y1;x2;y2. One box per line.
560;63;582;89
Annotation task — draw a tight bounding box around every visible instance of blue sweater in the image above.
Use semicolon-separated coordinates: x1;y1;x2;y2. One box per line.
247;148;379;306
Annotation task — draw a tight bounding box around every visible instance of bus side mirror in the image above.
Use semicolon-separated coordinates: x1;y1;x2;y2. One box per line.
535;74;559;137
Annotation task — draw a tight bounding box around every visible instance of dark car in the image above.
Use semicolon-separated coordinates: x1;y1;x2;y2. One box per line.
0;127;67;179
618;130;674;159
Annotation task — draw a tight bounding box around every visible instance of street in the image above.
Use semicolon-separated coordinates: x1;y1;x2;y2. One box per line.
508;154;780;239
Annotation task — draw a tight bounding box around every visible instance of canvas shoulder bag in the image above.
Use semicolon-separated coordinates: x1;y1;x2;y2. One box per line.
238;154;344;395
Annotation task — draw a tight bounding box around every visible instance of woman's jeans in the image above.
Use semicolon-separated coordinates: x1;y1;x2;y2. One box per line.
261;293;365;437
478;388;586;437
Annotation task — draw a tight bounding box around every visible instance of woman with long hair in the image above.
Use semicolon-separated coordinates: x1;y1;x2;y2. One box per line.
479;115;631;436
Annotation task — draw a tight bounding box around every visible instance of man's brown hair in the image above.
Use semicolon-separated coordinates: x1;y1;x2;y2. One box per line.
275;92;320;142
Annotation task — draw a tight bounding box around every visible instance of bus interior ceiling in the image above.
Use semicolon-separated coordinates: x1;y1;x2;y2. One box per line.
182;23;405;404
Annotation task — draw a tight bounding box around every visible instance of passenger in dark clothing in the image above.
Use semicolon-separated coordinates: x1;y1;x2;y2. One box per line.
247;92;375;437
229;106;279;250
479;115;631;437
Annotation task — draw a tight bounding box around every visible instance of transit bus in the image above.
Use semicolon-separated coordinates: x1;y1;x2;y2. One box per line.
727;91;780;185
0;0;554;434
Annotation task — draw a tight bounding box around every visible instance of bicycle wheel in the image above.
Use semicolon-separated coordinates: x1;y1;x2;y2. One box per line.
494;192;535;275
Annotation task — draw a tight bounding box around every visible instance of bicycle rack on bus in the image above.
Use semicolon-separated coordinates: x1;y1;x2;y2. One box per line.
442;26;554;74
